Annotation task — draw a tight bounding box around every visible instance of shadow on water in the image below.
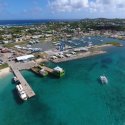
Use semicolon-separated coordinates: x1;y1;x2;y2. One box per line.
47;74;60;80
88;62;98;72
11;79;15;84
12;88;24;105
101;57;113;64
28;95;57;125
97;78;106;86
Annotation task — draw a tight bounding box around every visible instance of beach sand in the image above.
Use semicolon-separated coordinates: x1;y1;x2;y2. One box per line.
0;67;11;78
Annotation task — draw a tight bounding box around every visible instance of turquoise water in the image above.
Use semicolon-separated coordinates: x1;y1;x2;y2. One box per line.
1;38;125;125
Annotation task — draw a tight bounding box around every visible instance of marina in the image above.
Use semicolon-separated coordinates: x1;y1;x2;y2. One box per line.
0;35;125;125
1;17;125;125
49;44;112;63
51;51;107;63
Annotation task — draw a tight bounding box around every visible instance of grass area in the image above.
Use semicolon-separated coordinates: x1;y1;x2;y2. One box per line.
3;41;28;48
105;41;122;47
0;63;8;70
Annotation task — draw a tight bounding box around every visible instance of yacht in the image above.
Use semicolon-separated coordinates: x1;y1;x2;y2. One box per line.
100;75;108;84
16;84;27;100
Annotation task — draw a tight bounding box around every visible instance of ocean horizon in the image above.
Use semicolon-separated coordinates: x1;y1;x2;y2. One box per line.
0;19;80;26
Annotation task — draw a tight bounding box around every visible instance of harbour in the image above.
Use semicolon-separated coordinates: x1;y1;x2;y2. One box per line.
0;37;125;125
7;59;65;100
0;1;125;123
0;36;122;102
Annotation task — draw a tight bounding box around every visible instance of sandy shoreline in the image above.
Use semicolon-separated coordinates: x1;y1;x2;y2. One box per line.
0;67;11;78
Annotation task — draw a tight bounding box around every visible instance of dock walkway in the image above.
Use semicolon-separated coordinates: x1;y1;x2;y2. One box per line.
9;61;37;98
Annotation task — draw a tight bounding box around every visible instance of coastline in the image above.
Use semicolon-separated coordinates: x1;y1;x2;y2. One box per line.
0;67;11;78
51;50;107;63
50;44;112;63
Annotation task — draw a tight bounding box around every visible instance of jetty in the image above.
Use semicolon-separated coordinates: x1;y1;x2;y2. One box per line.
9;61;37;98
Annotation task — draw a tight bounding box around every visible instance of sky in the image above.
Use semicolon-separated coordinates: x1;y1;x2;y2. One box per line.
0;0;125;20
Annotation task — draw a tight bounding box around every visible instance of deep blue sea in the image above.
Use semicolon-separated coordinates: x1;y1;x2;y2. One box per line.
0;19;79;26
0;37;125;125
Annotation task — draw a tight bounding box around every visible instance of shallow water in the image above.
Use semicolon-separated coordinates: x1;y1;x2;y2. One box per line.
0;37;125;125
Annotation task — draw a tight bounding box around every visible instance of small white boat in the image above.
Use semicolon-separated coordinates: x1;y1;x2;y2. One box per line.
13;77;19;84
100;75;108;84
88;37;91;40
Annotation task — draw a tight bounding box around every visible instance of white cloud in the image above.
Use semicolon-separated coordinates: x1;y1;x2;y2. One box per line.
49;0;125;13
49;0;89;12
90;0;125;12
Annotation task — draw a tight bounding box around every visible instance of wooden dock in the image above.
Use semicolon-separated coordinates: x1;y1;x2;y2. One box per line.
9;62;36;98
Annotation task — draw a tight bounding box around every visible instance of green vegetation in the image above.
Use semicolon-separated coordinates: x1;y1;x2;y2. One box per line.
0;36;4;40
105;41;122;47
0;63;8;70
3;41;27;48
3;43;15;48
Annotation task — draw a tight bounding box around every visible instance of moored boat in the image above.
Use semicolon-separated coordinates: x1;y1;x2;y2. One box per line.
100;75;108;84
16;84;27;100
13;77;20;84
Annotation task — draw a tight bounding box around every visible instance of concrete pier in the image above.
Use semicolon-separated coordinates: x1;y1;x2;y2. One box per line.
9;61;36;98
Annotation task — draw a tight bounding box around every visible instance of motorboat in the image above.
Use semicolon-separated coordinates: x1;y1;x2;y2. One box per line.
13;77;20;84
100;75;108;84
16;84;27;100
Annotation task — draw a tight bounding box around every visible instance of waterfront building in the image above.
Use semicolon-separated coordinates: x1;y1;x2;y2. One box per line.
16;55;35;62
53;66;65;77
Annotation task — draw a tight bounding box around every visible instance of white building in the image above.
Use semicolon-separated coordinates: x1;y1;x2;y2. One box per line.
16;55;35;62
